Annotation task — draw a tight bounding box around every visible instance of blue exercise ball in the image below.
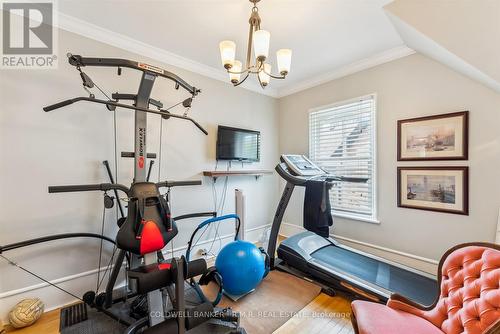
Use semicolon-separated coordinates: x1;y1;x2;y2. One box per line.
215;240;266;296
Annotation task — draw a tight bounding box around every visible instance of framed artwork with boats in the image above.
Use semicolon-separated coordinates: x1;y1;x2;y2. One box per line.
398;167;469;215
397;111;468;161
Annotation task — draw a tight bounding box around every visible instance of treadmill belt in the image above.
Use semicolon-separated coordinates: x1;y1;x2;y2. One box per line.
312;246;438;305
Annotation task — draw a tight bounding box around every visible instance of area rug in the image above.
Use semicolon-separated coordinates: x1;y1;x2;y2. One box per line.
203;270;321;334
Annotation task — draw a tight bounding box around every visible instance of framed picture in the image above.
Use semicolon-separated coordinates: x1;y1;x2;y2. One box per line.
398;167;469;215
397;111;468;161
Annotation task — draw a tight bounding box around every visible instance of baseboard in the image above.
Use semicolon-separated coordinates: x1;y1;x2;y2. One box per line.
0;224;270;323
279;222;306;239
280;222;438;275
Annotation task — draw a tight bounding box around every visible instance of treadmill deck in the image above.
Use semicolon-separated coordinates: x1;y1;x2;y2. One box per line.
278;231;438;305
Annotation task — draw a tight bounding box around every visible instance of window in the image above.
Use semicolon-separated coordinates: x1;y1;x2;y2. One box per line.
309;95;377;222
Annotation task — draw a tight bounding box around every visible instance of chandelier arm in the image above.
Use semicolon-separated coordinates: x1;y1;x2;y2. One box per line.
261;62;285;79
264;70;286;80
233;73;250;87
248;62;263;73
256;60;264;72
227;67;251;75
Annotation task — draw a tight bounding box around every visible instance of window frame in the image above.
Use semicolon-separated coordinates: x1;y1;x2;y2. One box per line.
308;94;379;224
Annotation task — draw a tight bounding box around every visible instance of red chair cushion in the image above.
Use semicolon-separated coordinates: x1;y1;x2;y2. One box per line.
352;300;444;334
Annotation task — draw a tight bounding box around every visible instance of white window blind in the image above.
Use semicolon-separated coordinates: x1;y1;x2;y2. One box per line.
309;95;376;220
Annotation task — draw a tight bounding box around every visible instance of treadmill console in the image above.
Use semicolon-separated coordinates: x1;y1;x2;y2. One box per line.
281;154;325;176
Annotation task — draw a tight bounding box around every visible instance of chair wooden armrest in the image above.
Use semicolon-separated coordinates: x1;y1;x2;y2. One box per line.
484;318;500;334
388;293;434;311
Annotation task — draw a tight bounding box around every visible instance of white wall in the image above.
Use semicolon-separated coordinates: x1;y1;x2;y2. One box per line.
0;28;279;318
278;53;500;268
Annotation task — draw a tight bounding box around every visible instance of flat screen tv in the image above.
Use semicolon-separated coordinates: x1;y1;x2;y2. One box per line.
216;126;260;162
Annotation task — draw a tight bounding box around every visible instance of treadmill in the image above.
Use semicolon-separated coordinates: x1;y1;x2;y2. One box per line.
267;154;438;305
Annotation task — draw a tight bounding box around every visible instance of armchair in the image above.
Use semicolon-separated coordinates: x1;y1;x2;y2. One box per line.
351;242;500;334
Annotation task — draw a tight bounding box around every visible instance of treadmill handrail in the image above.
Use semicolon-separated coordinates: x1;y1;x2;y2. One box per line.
275;162;369;186
275;163;308;185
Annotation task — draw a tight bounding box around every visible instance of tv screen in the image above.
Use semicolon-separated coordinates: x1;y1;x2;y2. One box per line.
216;126;260;162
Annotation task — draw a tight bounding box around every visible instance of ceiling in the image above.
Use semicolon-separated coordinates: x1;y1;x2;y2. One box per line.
58;0;407;97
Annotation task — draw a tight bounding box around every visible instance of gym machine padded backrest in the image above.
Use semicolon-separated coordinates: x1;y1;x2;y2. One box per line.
116;182;177;256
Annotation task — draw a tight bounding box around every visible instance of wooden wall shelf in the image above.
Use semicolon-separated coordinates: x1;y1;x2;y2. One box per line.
203;170;273;181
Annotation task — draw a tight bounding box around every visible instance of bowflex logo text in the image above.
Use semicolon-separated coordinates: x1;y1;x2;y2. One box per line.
138;127;146;169
1;1;58;68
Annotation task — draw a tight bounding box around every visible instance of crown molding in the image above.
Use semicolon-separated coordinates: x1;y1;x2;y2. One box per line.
56;11;279;98
276;45;416;98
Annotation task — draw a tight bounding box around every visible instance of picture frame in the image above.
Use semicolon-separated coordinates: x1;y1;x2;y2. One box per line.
397;167;469;215
397;111;468;161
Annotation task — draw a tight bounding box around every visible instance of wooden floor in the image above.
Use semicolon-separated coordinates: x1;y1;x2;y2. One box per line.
4;292;353;334
274;293;354;334
5;308;60;334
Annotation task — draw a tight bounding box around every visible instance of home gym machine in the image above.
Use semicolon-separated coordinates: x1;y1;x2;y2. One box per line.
1;54;246;334
267;154;438;306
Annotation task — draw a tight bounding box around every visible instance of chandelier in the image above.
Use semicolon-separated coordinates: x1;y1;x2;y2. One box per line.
219;0;292;89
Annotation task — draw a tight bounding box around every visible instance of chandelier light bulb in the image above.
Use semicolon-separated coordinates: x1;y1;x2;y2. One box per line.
258;63;271;86
229;60;242;84
219;40;236;69
276;49;292;75
253;30;270;61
